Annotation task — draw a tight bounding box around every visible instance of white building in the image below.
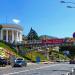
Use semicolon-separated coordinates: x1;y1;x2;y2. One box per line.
0;24;23;43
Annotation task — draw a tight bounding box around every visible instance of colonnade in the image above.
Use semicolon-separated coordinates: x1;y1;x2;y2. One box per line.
0;29;22;43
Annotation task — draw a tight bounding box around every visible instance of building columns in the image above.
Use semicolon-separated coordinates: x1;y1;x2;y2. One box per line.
16;31;19;42
0;29;22;43
20;32;22;42
19;32;21;42
1;30;3;40
6;30;8;42
12;30;14;43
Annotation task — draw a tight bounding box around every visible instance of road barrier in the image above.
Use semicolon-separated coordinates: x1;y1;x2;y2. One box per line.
61;68;75;75
71;68;75;75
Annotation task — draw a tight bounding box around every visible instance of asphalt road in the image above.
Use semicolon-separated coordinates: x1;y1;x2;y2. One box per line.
0;63;75;75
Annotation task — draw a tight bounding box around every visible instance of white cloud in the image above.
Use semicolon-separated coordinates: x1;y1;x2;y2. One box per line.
12;19;20;24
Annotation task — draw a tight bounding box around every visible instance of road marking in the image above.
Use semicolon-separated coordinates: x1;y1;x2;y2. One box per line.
3;64;61;75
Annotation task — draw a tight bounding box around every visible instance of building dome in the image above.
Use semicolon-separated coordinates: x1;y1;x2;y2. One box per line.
0;24;23;43
0;24;23;31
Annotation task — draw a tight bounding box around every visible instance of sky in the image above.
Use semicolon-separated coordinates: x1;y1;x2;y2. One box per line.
0;0;75;38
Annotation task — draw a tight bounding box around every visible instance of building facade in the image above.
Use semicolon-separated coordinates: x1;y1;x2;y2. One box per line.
0;24;23;43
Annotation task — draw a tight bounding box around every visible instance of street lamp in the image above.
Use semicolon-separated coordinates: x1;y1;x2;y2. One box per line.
60;1;66;3
67;6;75;8
60;0;75;8
60;0;75;4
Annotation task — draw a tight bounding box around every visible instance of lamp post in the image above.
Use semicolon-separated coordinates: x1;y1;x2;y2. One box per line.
60;0;75;8
60;1;75;4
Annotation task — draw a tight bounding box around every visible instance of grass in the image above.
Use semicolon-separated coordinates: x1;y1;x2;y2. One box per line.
25;51;48;62
0;49;6;57
0;42;20;58
21;47;70;62
50;50;70;61
0;41;70;62
0;42;46;62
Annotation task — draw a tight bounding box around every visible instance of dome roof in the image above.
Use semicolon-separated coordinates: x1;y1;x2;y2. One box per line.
0;24;23;31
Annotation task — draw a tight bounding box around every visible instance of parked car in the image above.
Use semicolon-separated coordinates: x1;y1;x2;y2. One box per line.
0;57;7;67
69;59;75;64
12;58;27;67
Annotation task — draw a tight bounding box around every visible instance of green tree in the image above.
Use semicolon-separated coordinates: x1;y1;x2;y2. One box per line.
0;25;2;30
27;28;39;40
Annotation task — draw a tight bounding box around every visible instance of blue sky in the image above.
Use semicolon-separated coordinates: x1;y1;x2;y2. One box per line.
0;0;75;38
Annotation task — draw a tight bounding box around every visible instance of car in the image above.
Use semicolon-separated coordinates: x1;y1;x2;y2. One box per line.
0;57;7;67
69;59;75;64
12;58;27;67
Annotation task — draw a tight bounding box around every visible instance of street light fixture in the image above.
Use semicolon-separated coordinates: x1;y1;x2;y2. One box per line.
60;0;75;4
67;6;73;8
60;0;75;8
60;1;66;3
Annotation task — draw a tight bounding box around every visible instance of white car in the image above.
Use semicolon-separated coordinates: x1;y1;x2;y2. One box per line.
12;58;27;67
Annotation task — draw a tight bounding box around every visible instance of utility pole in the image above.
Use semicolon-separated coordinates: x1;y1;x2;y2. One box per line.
6;16;7;24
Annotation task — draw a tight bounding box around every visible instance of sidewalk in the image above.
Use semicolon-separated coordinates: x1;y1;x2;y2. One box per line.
0;65;11;69
27;61;55;65
0;61;55;69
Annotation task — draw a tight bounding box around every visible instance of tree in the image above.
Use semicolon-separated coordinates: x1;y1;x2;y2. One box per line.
22;35;27;41
0;25;2;30
27;28;39;40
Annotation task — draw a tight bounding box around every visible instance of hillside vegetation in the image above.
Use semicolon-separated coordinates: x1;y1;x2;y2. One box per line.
0;41;70;62
0;42;47;62
0;42;19;58
25;51;48;62
49;50;70;61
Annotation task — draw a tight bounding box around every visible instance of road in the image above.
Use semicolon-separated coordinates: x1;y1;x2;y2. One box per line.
0;62;75;75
